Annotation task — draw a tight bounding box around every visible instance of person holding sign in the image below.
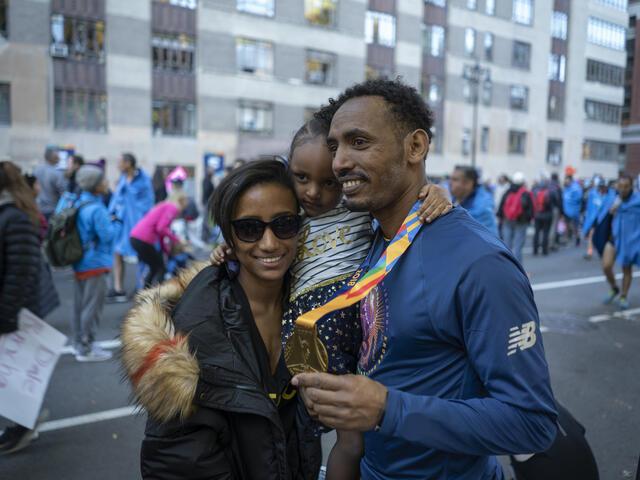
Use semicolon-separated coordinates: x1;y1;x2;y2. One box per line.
292;79;558;480
0;161;46;454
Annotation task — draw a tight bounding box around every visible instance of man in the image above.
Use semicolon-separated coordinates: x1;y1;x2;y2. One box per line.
562;174;582;246
607;174;640;309
532;172;554;256
66;154;85;195
497;172;535;264
449;165;498;235
548;172;563;251
293;79;557;479
107;153;153;302
33;146;67;221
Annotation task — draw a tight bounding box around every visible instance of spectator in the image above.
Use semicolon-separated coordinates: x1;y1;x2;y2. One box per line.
66;154;85;195
532;172;553;256
563;174;582;246
498;172;535;264
33;146;67;221
548;172;563;251
107;153;154;302
450;165;498;235
152;166;168;204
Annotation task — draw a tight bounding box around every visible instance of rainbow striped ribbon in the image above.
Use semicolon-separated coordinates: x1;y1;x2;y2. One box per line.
295;202;423;329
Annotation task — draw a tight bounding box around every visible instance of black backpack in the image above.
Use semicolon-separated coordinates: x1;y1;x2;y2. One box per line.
44;201;94;267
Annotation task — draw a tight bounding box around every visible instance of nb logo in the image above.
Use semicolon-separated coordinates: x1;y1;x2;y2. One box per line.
508;321;537;356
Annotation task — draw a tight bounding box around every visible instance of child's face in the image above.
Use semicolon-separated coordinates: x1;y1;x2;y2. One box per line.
290;138;343;217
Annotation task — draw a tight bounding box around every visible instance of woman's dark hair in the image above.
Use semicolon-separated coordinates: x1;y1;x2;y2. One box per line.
0;161;41;228
288;117;330;164
208;159;298;249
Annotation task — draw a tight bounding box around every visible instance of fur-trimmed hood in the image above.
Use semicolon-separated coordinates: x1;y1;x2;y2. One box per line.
120;262;208;423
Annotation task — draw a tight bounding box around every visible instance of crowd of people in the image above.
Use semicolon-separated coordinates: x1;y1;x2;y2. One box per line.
1;78;639;478
443;165;640;309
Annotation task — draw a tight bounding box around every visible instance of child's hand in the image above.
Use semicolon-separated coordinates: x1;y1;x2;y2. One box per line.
209;244;233;266
417;184;452;223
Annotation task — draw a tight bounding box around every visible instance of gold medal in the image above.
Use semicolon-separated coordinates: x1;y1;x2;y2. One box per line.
284;323;329;376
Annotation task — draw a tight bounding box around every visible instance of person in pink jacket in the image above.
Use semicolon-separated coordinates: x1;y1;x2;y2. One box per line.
130;189;188;287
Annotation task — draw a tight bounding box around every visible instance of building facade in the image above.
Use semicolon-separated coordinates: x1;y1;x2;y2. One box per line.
623;0;640;176
0;0;628;190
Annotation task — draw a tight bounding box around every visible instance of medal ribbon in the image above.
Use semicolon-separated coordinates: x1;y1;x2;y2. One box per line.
295;202;424;329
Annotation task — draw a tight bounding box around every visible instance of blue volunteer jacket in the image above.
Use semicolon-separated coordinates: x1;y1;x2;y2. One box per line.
562;181;582;219
582;188;617;236
108;169;154;257
459;185;498;235
612;191;640;267
55;191;122;273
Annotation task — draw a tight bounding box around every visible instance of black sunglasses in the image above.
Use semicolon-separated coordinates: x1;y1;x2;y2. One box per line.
231;214;302;243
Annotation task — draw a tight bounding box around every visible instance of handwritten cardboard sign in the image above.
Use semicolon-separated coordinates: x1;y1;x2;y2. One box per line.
0;309;66;429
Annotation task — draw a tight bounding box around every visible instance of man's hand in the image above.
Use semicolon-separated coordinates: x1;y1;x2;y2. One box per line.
417;184;452;223
292;373;388;431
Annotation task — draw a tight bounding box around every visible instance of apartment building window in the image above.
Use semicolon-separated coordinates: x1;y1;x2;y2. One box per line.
465;28;475;57
431;125;443;153
423;76;442;104
594;0;628;11
152;101;196;136
467;0;476;10
586;61;624;88
0;0;7;39
54;90;107;132
486;0;495;15
426;0;446;6
237;0;274;17
462;129;471;155
512;41;531;69
305;0;338;26
238;101;273;133
236;38;273;75
0;83;9;125
305;50;335;85
512;0;533;26
547;139;562;165
587;17;625;51
551;11;567;40
422;24;445;57
153;0;197;9
548;54;566;82
582;140;618;161
463;79;473;103
508;130;526;154
547;94;563;121
152;34;195;72
482;80;492;105
510;85;528;110
484;33;493;61
584;99;622;124
365;11;396;47
481;127;489;153
365;65;394;80
50;14;105;63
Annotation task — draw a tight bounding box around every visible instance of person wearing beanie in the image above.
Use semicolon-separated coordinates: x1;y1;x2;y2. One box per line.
54;165;123;362
129;189;189;287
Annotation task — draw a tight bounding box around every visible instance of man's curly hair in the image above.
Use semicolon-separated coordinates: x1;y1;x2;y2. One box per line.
314;78;434;143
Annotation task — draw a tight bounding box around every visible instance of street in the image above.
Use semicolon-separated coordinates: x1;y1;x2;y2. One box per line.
2;244;639;480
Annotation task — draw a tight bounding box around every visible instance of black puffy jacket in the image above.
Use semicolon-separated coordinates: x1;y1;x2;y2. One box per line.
0;199;41;333
121;264;322;480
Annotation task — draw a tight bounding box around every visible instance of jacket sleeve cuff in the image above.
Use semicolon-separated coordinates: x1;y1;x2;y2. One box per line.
377;387;401;435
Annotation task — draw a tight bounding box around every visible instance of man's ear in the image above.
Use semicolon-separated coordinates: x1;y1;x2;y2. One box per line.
404;129;430;166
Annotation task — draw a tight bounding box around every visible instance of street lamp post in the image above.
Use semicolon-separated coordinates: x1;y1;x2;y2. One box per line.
462;61;491;169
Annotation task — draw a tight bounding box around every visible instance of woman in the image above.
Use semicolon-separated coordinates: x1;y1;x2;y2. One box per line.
121;160;321;479
129;189;189;287
0;161;43;454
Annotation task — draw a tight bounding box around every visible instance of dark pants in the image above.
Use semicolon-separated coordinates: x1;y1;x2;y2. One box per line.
130;237;165;287
533;216;552;255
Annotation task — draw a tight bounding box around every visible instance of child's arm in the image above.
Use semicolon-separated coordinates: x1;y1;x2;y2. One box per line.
417;183;453;223
325;429;364;480
209;243;234;266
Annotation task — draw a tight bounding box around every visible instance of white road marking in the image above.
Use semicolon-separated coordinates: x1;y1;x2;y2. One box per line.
38;406;139;433
588;307;640;324
60;339;122;355
540;326;550;333
589;314;612;323
531;271;640;292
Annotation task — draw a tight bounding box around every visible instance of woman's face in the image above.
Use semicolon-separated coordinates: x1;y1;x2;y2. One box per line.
231;182;299;285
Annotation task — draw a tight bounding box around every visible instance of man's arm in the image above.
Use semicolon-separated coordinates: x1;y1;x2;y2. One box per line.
295;252;557;456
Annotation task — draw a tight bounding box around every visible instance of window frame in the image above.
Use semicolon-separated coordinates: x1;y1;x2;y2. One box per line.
508;130;527;154
547;139;563;165
512;0;534;26
365;10;396;48
238;100;274;134
304;0;338;27
50;14;106;64
152;100;197;137
422;23;445;57
0;83;10;126
464;27;475;57
54;89;107;132
236;37;274;76
509;85;529;111
0;0;8;40
512;41;531;69
305;49;336;86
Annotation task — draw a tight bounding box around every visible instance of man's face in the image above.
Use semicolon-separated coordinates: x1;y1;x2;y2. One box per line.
327;96;409;214
617;178;633;199
564;176;572;186
450;169;472;200
118;156;130;173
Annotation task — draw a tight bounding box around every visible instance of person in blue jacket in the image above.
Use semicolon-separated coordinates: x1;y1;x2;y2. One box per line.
562;174;582;246
609;174;640;309
107;153;153;302
450;164;498;235
293;79;557;480
582;176;616;257
55;166;123;361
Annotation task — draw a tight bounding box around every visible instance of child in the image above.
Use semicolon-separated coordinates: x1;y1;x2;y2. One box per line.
212;118;451;479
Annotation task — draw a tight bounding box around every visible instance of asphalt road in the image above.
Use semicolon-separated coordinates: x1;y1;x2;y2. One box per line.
1;243;639;480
